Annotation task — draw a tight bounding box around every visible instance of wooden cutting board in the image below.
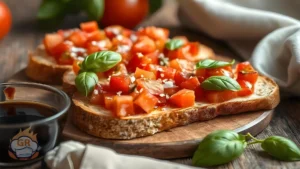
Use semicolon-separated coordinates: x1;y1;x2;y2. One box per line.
8;69;274;159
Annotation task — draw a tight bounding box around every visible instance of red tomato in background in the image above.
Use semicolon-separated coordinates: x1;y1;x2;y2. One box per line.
101;0;149;29
0;1;11;39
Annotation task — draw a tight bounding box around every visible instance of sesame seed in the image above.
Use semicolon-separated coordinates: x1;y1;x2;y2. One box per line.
108;76;111;81
130;76;136;83
139;88;144;93
157;68;163;72
93;90;99;95
160;74;164;77
159;93;165;97
137;53;143;58
117;91;122;96
166;95;170;99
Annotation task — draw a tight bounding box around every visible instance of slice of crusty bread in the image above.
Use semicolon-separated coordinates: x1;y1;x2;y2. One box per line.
26;45;72;84
71;76;280;139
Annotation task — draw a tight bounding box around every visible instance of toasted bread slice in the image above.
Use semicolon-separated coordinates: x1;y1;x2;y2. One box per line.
71;76;279;139
26;45;72;84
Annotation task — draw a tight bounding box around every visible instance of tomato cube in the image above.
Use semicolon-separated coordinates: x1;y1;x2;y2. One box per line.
68;31;88;47
131;36;156;55
80;21;99;33
237;80;254;97
135;68;156;80
174;71;192;86
104;93;114;109
180;77;200;90
205;90;238;103
87;30;106;41
109;75;131;94
157;66;176;80
136;79;164;95
113;95;135;117
134;91;159;113
43;33;64;56
169;89;195;108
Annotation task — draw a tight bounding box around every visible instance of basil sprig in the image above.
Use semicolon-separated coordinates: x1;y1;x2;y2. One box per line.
192;131;300;167
75;72;98;96
261;136;300;161
75;51;122;96
165;39;184;50
81;51;122;73
201;76;241;91
192;130;247;167
196;59;235;69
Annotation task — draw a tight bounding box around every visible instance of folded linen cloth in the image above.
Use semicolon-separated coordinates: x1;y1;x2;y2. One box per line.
178;0;300;95
45;141;198;169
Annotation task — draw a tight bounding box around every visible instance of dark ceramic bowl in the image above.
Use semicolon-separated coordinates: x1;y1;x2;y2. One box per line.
0;82;70;167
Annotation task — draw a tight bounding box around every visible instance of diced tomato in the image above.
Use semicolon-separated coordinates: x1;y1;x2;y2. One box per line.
164;86;180;96
180;77;200;90
135;67;156;80
131;36;156;55
86;39;112;54
169;59;195;72
80;21;99;33
143;64;158;77
237;80;253;96
112;36;132;47
104;25;124;39
68;31;88;47
136;79;164;95
90;86;104;105
137;27;169;42
165;42;201;62
72;60;81;74
205;90;238;103
174;71;193;86
103;93;114;109
57;54;73;65
50;41;72;57
109;75;131;94
134;91;159;113
157;66;176;80
96;72;105;79
87;30;106;41
104;63;128;77
206;66;233;78
236;62;258;84
113;95;135;117
195;87;204;101
169;89;195;108
127;51;159;72
130;89;139;100
43;33;64;56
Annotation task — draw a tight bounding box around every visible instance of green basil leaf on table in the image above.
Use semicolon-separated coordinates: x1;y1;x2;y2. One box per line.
165;39;184;50
84;0;104;20
261;136;300;161
196;59;235;69
201;76;241;91
75;72;99;96
81;51;122;73
192;130;247;167
37;0;65;20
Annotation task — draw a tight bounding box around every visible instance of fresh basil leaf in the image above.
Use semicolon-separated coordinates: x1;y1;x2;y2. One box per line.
75;72;98;96
196;59;235;69
192;130;246;167
84;0;104;20
261;136;300;161
165;39;184;50
201;76;241;91
37;0;65;20
81;51;122;73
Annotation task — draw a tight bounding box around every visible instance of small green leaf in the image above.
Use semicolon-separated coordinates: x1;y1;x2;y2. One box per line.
201;76;241;91
84;0;104;20
37;0;65;20
81;51;122;73
192;130;246;167
196;59;235;69
75;72;98;96
261;136;300;161
165;39;184;50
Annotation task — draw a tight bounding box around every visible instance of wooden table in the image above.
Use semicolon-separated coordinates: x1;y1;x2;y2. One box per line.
1;0;300;168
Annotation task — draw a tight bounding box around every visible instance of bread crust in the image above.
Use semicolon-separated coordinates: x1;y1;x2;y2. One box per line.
71;76;280;139
26;45;71;84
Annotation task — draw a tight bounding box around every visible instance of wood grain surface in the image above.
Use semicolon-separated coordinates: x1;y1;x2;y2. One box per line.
1;0;300;168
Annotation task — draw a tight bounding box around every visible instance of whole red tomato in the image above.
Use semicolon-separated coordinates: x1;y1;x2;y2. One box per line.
0;1;11;39
101;0;149;29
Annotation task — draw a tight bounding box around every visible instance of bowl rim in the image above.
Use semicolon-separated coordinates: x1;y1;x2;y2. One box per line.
0;82;71;128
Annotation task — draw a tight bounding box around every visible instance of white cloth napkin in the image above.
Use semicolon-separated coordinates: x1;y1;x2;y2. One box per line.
178;0;300;95
45;141;198;169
